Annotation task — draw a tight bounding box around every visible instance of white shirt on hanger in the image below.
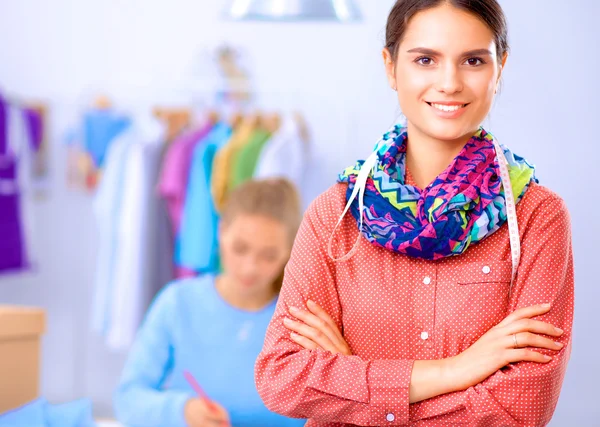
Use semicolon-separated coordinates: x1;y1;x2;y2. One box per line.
93;112;171;351
107;136;146;350
107;114;168;351
92;127;134;334
254;114;308;193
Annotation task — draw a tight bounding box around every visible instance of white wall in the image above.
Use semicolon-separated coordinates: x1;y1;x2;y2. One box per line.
0;0;598;423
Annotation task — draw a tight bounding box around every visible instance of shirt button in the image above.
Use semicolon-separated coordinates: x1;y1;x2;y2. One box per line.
423;276;432;285
386;413;395;422
482;265;491;274
421;331;429;340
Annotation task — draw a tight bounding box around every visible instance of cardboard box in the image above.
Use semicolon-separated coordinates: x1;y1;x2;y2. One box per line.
0;305;45;413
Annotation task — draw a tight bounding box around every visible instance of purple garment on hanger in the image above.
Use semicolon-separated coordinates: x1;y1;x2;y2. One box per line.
0;94;6;154
22;107;43;151
0;156;26;272
0;96;27;273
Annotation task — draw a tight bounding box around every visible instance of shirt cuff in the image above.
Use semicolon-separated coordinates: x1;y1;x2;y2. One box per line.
368;359;414;425
165;392;194;427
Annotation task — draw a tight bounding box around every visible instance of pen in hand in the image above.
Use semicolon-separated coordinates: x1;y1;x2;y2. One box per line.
183;370;228;426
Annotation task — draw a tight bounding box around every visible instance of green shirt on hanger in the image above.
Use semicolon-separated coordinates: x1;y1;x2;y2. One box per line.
229;128;271;190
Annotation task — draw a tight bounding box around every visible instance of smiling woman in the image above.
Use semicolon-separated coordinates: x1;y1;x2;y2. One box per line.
255;0;574;426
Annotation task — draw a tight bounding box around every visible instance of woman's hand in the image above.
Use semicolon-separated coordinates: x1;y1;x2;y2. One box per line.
283;300;352;356
447;303;565;392
184;398;230;427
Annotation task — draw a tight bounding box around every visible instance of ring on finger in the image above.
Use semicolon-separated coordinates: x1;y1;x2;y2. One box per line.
513;333;519;349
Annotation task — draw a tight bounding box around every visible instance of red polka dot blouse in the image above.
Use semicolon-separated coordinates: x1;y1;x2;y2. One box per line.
255;172;573;426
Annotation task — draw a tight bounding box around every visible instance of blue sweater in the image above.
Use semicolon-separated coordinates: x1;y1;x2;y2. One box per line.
114;276;304;427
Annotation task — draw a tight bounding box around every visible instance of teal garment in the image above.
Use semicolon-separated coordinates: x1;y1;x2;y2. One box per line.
114;276;306;427
175;122;232;273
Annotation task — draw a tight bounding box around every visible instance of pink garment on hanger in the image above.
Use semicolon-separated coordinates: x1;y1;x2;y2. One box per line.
157;121;214;279
157;122;214;234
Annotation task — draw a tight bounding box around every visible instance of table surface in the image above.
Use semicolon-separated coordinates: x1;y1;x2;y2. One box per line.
95;420;123;427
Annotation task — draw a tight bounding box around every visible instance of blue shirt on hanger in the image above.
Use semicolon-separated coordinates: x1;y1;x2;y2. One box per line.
83;109;131;167
175;122;232;273
114;275;305;427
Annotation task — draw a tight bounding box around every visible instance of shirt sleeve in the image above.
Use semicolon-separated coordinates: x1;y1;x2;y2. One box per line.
113;284;193;427
408;192;574;426
254;189;415;426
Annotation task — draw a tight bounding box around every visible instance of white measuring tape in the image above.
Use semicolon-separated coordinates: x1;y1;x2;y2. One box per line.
328;134;521;297
492;138;521;298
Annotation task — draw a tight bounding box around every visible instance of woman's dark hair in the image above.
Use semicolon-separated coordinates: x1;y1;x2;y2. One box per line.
385;0;509;63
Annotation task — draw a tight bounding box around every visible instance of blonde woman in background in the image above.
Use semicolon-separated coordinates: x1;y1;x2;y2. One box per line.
114;179;306;427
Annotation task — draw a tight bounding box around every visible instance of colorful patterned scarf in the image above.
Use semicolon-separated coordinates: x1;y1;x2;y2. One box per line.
338;124;537;260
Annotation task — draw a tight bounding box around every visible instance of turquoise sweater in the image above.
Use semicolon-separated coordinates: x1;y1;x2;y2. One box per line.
114;276;305;427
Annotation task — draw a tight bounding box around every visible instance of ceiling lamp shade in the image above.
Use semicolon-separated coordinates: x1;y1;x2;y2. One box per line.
227;0;362;22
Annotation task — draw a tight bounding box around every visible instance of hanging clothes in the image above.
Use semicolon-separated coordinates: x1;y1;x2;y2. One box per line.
21;107;44;152
7;103;39;271
210;117;256;213
92;125;136;335
229;127;271;190
0;95;41;274
0;97;24;273
92;114;173;350
109;116;173;350
176;122;232;274
254;114;307;191
107;133;149;350
82;109;131;168
65;107;130;191
157;121;216;279
157;120;215;235
0;155;25;273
